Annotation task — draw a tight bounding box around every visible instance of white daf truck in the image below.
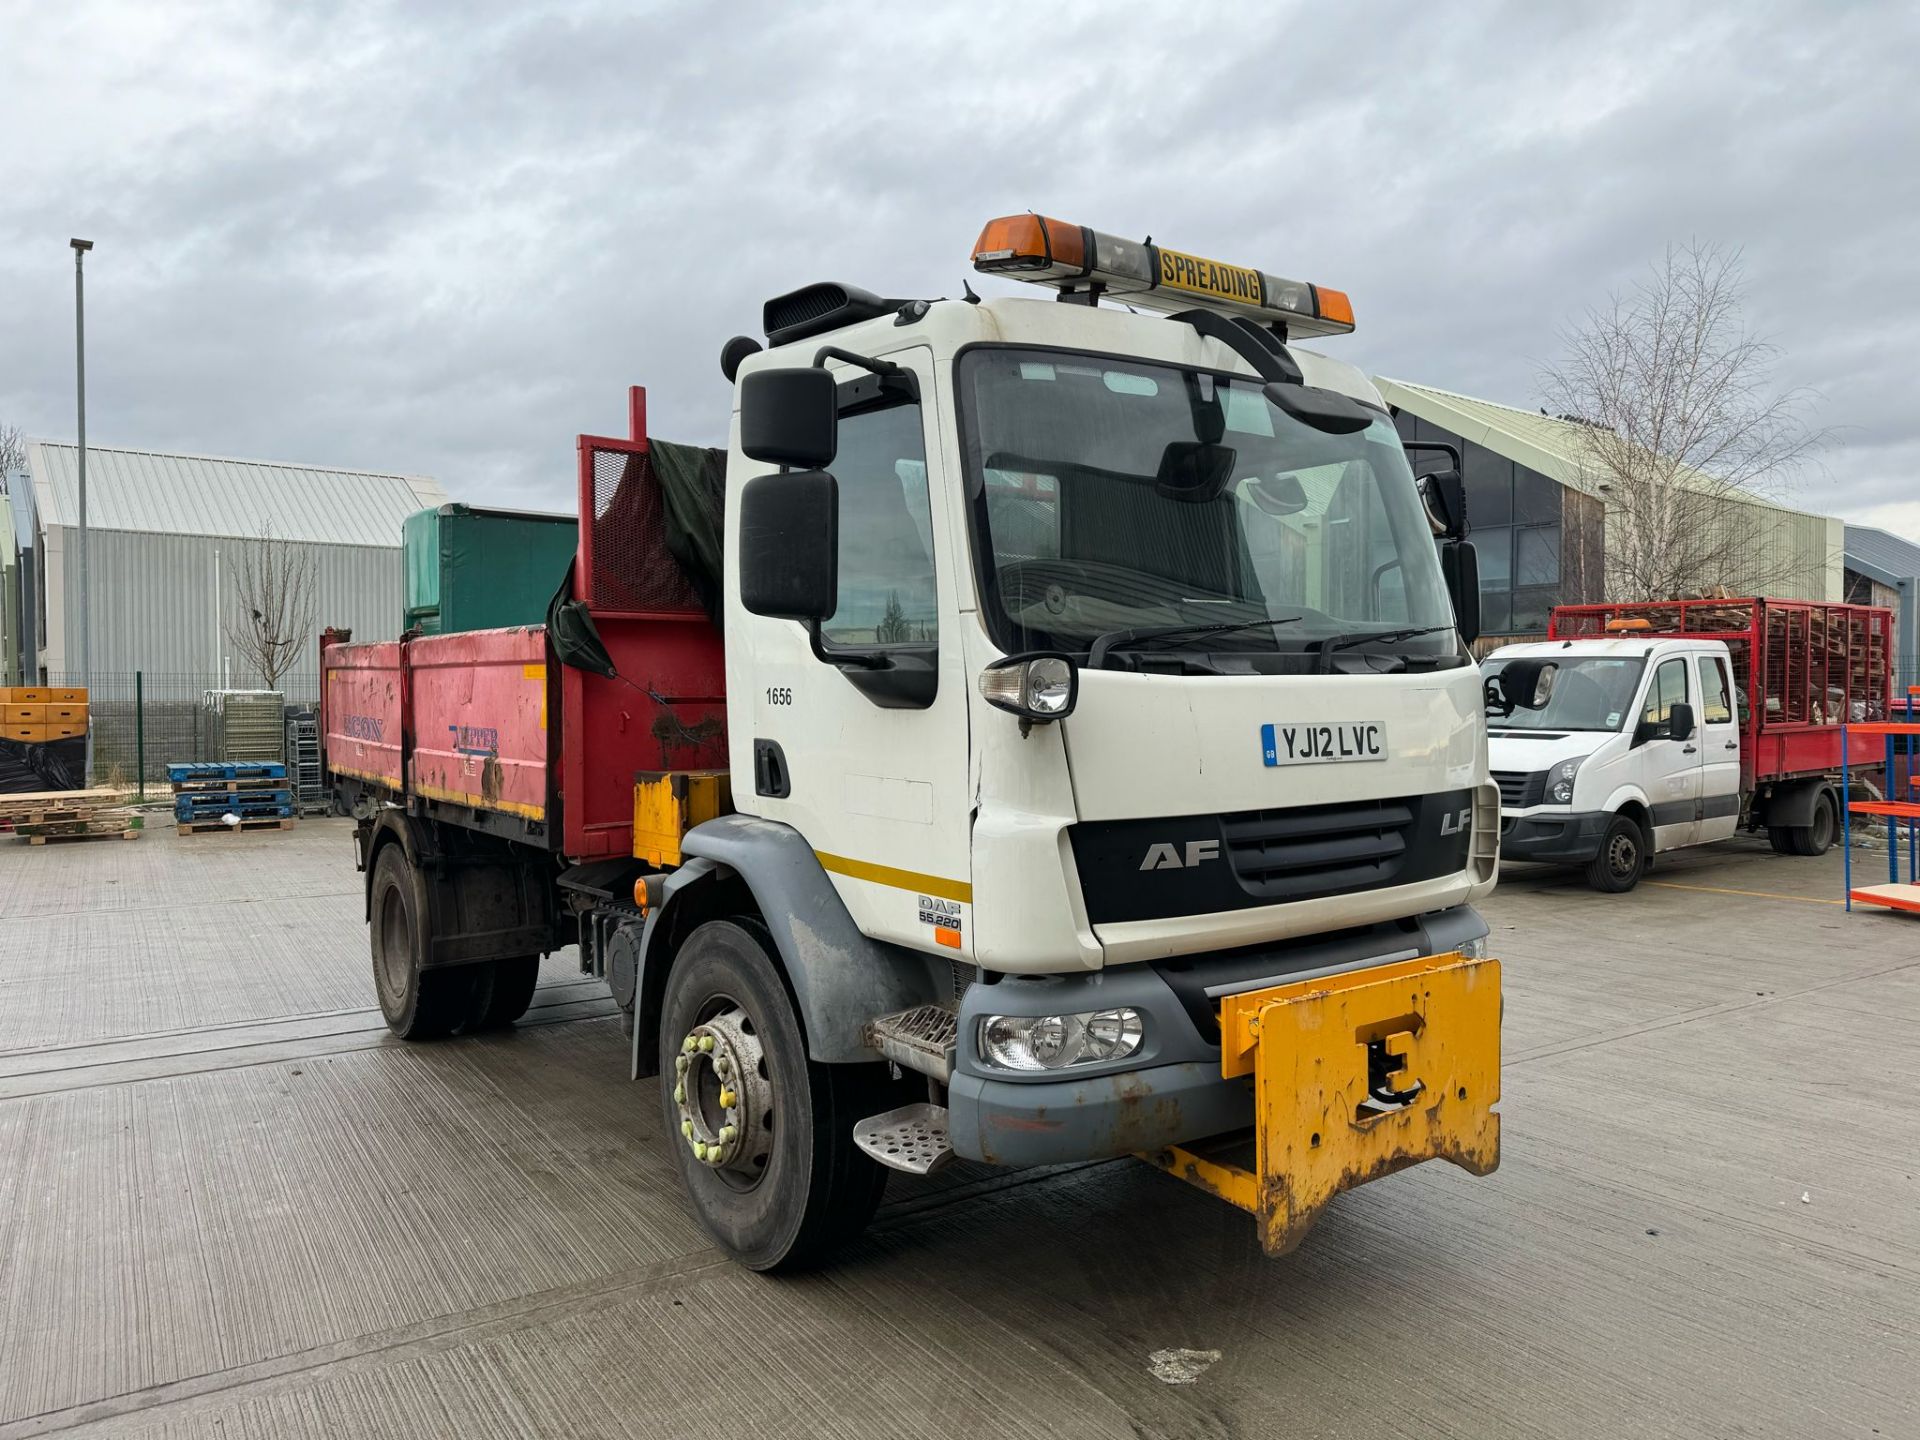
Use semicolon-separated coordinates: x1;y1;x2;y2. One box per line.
332;213;1511;1269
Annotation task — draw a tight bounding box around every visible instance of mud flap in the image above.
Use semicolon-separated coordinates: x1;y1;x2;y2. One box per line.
1141;953;1501;1256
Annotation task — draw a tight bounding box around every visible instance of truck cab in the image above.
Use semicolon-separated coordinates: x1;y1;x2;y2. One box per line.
1484;636;1746;890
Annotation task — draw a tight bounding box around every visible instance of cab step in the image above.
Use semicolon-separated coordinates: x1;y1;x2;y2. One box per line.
852;1103;953;1176
865;1004;958;1082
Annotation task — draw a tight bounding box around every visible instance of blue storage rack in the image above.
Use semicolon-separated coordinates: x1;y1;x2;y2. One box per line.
1840;686;1920;916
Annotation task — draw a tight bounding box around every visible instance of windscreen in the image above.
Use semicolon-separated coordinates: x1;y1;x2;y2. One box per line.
1482;655;1647;732
957;348;1455;665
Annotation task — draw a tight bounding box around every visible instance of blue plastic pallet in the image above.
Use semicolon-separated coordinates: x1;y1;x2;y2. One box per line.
174;796;294;822
166;761;287;782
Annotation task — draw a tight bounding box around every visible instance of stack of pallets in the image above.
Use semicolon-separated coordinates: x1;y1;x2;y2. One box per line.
0;788;141;845
168;761;297;837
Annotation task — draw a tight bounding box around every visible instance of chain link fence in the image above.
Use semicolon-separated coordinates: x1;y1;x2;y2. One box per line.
46;672;319;794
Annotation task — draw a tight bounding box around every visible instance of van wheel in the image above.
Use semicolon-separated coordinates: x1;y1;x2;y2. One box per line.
369;842;477;1038
1584;815;1646;893
1784;793;1837;857
657;919;895;1271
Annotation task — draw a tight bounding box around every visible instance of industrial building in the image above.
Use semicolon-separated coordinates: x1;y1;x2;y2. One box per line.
1844;523;1920;686
1379;379;1846;645
8;441;446;693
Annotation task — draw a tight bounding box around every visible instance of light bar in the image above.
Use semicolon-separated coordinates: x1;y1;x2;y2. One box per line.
971;213;1355;337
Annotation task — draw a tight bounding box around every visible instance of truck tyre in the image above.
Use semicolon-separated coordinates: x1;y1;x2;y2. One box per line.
369;843;477;1039
468;957;541;1029
658;918;893;1271
1584;814;1646;893
1784;792;1838;857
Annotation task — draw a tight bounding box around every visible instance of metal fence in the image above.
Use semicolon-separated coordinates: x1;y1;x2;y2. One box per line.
47;671;318;794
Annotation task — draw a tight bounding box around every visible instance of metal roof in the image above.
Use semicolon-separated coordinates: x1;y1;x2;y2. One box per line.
25;440;446;547
1374;377;1815;519
1845;524;1920;580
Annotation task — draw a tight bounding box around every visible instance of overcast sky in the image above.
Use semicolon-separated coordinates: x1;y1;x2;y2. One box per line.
4;1;1917;538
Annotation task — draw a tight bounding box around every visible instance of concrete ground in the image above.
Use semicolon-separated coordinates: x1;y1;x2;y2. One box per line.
0;818;1914;1439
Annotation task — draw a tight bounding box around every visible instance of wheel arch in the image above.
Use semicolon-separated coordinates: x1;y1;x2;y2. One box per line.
1757;776;1835;831
629;815;945;1079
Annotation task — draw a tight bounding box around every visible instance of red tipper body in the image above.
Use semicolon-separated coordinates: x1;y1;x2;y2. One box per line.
1549;598;1895;787
321;387;728;859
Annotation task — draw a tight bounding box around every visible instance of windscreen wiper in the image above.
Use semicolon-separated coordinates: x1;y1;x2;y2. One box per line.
1312;625;1456;673
1086;616;1302;670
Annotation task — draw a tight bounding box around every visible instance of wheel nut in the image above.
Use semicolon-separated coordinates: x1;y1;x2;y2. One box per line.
719;1088;736;1109
673;1084;685;1104
693;1142;707;1160
699;1035;715;1053
675;1055;689;1076
682;1036;696;1054
681;1120;693;1139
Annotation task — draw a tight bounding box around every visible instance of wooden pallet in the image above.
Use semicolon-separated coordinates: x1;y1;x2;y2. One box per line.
176;817;298;837
0;787;133;820
23;828;142;845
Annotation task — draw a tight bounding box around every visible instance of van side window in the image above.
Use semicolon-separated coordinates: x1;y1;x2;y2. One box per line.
1697;656;1732;724
823;401;937;648
1642;658;1688;726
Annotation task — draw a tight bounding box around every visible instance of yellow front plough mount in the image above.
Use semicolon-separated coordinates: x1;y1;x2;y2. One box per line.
1142;952;1501;1256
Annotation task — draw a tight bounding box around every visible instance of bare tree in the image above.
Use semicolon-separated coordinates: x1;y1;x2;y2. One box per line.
225;524;318;691
0;423;24;493
1540;243;1824;602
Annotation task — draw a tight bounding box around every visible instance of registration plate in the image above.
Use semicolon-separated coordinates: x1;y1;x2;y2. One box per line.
1261;722;1386;767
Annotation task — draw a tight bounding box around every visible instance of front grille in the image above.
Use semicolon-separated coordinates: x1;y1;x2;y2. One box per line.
1492;770;1547;808
1221;796;1415;901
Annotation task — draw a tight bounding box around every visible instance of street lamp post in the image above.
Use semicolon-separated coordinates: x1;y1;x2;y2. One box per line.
71;238;93;697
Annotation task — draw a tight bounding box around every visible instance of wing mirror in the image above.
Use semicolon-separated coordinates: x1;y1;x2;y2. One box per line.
740;367;838;469
1262;380;1374;436
1418;468;1468;540
738;470;837;621
1486;658;1554;717
1667;702;1696;742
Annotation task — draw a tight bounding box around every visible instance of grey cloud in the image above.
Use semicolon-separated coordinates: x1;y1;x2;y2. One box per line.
2;0;1914;527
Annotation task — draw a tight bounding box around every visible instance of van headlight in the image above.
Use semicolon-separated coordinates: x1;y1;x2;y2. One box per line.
979;1009;1144;1071
1547;757;1582;804
979;653;1078;723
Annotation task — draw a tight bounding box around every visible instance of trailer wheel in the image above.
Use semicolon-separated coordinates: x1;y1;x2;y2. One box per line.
1584;814;1646;893
468;957;541;1029
369;842;476;1039
1784;792;1838;857
657;918;892;1271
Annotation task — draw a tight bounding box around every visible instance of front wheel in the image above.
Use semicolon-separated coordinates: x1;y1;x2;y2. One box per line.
657;919;895;1271
1584;814;1646;893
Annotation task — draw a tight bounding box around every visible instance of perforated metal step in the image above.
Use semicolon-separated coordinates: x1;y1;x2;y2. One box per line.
852;1102;953;1176
866;1004;958;1081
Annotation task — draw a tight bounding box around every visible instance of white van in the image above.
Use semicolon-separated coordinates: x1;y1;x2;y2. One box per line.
1482;637;1754;891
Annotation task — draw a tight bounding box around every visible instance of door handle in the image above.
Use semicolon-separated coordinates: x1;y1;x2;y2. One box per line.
1724;741;1738;750
1682;745;1697;754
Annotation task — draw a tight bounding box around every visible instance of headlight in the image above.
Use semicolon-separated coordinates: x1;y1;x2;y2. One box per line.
1547;757;1581;804
979;1008;1144;1071
979;652;1079;723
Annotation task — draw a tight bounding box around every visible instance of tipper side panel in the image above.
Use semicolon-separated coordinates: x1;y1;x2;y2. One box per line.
321;636;406;794
407;626;553;824
565;387;729;859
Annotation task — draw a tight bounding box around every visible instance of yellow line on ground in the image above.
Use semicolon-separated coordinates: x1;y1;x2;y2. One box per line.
1644;880;1841;906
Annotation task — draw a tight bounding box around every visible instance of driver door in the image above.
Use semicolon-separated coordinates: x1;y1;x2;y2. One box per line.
1694;652;1741;842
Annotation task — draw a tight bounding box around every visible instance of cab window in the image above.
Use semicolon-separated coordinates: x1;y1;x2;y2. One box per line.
1642;658;1689;726
822;401;938;648
1697;656;1732;724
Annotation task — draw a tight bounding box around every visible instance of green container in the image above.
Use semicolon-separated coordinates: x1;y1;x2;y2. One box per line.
403;504;578;635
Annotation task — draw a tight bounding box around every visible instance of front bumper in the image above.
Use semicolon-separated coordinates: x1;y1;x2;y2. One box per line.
1501;809;1611;865
947;904;1489;1167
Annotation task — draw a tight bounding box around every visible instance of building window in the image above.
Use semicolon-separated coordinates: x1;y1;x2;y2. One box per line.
1515;526;1561;586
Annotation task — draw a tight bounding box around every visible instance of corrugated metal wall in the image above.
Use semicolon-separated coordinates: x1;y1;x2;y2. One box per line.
1601;494;1843;601
48;526;400;691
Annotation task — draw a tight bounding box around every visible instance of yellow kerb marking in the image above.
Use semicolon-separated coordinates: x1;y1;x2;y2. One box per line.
814;851;971;904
